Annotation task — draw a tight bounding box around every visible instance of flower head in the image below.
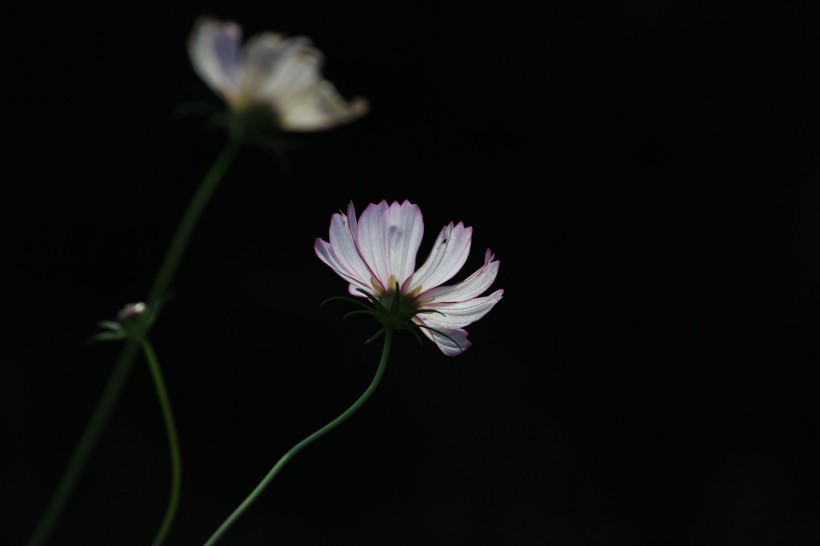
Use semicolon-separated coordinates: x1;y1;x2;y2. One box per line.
116;302;148;324
315;201;503;356
87;301;156;345
188;16;368;132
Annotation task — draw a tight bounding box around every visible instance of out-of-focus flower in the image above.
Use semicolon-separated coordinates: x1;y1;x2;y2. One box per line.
88;302;155;345
316;201;503;356
188;16;368;132
116;302;148;324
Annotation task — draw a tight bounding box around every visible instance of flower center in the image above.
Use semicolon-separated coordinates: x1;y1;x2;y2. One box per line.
224;103;283;144
373;277;422;329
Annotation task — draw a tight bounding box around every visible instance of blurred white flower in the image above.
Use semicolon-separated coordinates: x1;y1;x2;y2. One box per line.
188;16;368;131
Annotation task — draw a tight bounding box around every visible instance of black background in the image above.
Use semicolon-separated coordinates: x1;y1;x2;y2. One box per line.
3;1;820;545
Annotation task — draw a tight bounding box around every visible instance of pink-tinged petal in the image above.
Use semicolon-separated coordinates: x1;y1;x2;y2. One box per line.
280;81;369;131
314;238;373;295
328;208;374;289
346;201;360;239
385;201;424;285
188;17;242;101
420;249;499;303
241;34;319;105
413;317;471;356
355;201;389;290
356;201;424;291
421;289;504;329
405;222;472;293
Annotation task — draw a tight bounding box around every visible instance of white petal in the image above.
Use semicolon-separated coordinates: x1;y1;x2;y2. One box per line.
420;249;499;303
314;238;372;294
240;34;317;105
421;290;504;329
328;207;375;289
279;81;369;131
188;17;242;101
405;222;472;293
384;201;424;286
413;317;471;357
354;201;388;290
346;201;359;236
356;201;423;291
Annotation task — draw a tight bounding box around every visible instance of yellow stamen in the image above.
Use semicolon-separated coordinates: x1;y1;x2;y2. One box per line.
406;285;423;299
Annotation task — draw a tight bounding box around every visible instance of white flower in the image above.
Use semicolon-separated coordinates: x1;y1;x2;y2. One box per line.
188;16;368;131
315;201;503;356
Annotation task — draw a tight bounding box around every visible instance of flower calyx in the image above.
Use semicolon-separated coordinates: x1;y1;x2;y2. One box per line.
87;301;156;345
322;282;461;349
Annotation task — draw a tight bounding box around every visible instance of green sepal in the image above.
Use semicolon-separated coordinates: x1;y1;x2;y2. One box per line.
415;323;463;351
322;296;373;313
354;288;379;303
85;331;125;346
364;328;385;344
355;289;388;315
343;309;378;321
411;308;446;318
406;325;424;346
390;281;402;314
97;320;123;332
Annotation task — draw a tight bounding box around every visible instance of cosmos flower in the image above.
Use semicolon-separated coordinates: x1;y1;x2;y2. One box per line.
188;16;368;131
315;201;503;356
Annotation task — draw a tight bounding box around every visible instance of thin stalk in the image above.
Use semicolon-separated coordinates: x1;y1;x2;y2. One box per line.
202;328;395;546
26;142;238;546
142;339;182;546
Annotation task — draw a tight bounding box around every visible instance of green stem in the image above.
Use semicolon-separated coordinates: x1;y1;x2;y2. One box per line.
26;143;238;546
147;142;238;307
202;328;395;546
142;339;182;546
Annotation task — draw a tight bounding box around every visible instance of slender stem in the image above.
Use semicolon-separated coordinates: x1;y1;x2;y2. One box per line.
26;143;238;546
142;339;182;546
25;339;140;546
147;142;238;307
202;328;395;546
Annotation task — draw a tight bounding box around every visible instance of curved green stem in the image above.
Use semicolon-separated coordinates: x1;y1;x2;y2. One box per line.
142;339;182;546
26;142;238;546
202;328;395;546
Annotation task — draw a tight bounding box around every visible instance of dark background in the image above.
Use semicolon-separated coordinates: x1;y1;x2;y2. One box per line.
3;1;820;545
